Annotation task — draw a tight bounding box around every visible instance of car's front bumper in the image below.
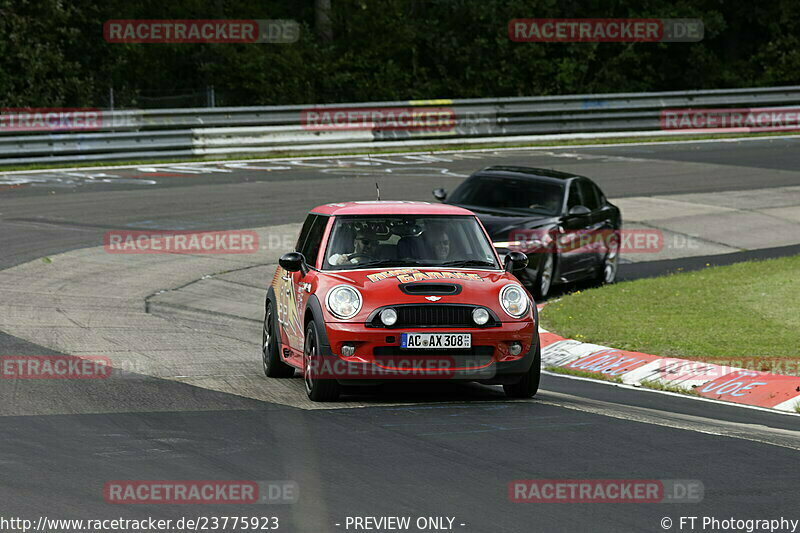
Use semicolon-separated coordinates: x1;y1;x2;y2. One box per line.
315;320;538;384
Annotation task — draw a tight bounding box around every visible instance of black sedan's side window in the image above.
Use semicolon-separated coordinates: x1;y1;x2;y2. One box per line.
591;182;607;206
567;181;582;210
578;179;601;211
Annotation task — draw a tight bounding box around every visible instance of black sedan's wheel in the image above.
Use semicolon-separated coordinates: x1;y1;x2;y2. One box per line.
303;321;341;402
532;253;555;300
503;343;541;399
262;302;294;378
597;231;620;285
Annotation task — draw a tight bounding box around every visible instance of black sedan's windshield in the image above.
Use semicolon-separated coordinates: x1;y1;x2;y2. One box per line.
448;175;565;215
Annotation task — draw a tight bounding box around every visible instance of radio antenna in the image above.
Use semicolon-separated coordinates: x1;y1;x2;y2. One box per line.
367;152;380;201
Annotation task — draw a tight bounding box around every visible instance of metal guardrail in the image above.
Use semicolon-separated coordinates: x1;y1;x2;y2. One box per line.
2;85;800;166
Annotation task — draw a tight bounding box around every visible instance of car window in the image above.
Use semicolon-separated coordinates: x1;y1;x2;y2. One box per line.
577;179;601;211
295;214;318;252
323;215;499;270
448;175;565;215
299;215;328;268
592;182;607;206
567;181;582;210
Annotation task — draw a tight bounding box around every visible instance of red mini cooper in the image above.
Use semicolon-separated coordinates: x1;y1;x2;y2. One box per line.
262;201;540;401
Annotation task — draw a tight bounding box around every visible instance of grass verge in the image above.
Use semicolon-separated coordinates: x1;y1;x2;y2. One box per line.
540;255;800;373
639;379;699;396
544;365;623;383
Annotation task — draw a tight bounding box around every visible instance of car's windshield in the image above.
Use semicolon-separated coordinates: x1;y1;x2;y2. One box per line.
448;175;565;215
323;215;500;270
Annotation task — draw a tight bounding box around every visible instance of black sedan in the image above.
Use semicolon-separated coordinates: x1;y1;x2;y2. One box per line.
433;166;622;299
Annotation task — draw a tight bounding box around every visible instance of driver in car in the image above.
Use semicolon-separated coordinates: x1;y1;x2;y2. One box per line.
328;228;379;265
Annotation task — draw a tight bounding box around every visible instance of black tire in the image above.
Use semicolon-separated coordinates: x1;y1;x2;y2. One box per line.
532;253;556;301
262;300;294;378
303;321;341;402
503;342;541;399
595;230;620;286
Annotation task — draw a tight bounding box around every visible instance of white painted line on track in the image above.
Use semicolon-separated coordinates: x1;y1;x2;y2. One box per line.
542;370;800;418
3;134;800;175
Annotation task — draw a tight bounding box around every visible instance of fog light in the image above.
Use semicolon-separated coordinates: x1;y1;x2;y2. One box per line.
472;308;490;325
341;344;355;357
380;308;398;326
509;342;523;356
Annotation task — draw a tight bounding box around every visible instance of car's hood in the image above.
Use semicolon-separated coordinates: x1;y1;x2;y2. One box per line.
323;267;510;292
469;209;559;241
318;267;528;321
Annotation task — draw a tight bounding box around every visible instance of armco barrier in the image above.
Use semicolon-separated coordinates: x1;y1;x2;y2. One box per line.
2;85;800;166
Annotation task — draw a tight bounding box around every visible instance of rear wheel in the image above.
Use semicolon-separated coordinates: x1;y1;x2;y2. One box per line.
503;343;541;399
304;321;341;402
596;231;620;285
532;253;555;300
262;302;294;378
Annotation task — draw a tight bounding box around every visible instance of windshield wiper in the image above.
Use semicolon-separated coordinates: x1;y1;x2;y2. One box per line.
437;259;497;268
354;259;425;268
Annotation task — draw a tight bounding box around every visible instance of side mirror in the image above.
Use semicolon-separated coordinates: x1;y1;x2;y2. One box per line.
568;205;591;216
432;188;447;201
504;251;529;272
279;252;306;274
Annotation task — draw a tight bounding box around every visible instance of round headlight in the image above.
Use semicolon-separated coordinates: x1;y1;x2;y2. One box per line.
325;285;362;319
472;307;490;325
380;308;398;326
499;284;529;318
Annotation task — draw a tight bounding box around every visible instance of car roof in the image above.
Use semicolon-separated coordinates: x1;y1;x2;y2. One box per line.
474;166;582;183
311;201;475;216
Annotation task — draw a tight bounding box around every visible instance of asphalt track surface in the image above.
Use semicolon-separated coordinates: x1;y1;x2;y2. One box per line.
1;138;799;532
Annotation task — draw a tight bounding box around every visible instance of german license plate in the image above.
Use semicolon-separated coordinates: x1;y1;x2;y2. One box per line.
400;333;471;349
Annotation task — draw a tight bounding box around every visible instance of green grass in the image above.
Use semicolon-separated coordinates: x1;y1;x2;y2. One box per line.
544;365;623;383
639;379;699;396
0;131;795;172
540;255;800;365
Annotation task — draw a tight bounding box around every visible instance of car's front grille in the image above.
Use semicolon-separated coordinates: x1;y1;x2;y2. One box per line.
366;304;499;328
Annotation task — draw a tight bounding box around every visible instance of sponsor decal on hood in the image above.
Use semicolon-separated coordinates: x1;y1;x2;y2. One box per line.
367;269;486;283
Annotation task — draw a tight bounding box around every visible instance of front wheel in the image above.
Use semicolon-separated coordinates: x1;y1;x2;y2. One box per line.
532;253;555;300
503;343;541;399
303;321;341;402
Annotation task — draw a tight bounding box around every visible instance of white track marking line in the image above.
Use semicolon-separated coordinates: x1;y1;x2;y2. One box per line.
537;388;800;451
3;134;800;175
542;370;800;418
